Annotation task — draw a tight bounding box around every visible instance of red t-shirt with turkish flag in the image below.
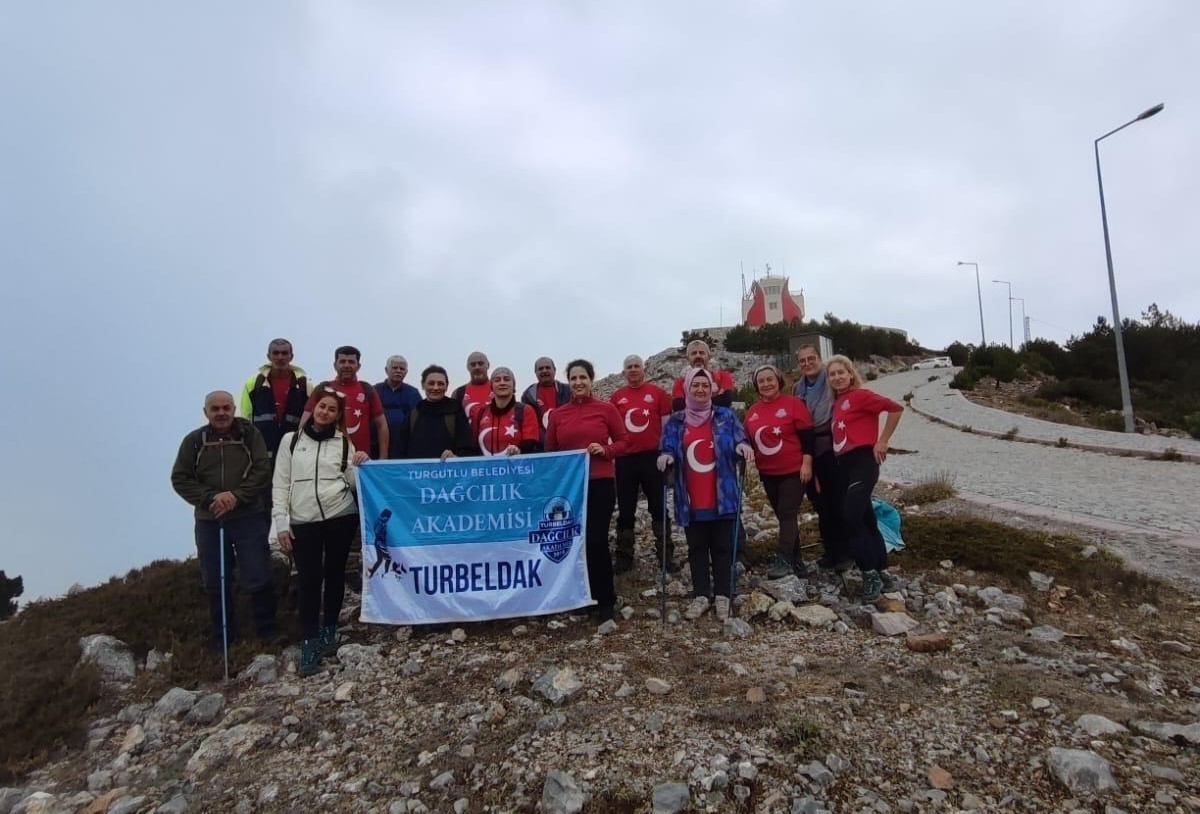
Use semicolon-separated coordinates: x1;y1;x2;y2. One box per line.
682;421;718;511
472;402;540;456
831;388;903;456
744;395;813;476
306;379;383;454
270;374;292;422
457;382;493;423
610;383;673;454
672;368;735;399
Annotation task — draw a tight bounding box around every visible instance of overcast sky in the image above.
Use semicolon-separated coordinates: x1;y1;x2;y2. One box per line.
2;2;1196;601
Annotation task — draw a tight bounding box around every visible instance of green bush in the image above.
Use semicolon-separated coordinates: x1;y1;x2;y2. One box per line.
1185;412;1200;440
1093;412;1126;432
1036;378;1122;410
724;313;921;357
949;370;978;391
945;341;971;367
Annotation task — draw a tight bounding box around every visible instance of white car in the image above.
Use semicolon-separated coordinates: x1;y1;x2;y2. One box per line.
912;356;953;370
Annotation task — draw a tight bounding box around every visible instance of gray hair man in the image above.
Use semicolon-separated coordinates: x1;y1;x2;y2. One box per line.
520;356;571;441
608;354;675;573
375;355;421;459
172;391;281;649
793;343;850;571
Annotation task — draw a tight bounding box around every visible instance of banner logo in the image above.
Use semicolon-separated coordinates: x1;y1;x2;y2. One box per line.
529;497;581;564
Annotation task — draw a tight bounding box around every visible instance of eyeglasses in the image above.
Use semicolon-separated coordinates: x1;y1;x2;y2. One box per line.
321;386;346;398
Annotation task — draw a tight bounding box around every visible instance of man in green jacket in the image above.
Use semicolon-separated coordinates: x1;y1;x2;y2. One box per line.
171;390;282;648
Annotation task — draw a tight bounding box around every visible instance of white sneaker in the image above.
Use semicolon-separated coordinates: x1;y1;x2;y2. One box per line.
684;596;711;620
713;595;730;622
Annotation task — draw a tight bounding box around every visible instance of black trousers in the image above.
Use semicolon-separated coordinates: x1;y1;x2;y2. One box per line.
831;447;888;571
195;513;276;642
760;472;805;559
586;478;617;610
684;518;735;599
807;449;848;562
615;451;668;530
290;514;358;638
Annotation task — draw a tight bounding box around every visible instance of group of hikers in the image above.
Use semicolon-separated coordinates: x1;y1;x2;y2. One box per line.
170;338;903;676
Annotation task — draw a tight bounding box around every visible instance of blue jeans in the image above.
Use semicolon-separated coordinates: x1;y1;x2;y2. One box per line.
195;512;277;641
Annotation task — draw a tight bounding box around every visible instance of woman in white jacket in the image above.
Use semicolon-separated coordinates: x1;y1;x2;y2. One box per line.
273;385;369;675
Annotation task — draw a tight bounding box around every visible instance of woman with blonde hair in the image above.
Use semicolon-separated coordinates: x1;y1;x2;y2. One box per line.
825;355;903;602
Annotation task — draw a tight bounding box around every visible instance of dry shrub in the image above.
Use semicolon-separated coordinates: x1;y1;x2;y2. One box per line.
0;557;294;781
897;472;957;506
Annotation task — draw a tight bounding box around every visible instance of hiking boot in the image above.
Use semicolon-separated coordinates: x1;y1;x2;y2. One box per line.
879;571;900;594
684;596;711;620
713;596;731;622
834;558;855;573
299;638;322;677
766;555;794;580
319;624;339;658
792;558;810;578
861;571;883;603
816;554;838;570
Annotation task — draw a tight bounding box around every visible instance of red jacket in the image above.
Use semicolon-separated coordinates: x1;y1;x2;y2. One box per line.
546;397;630;480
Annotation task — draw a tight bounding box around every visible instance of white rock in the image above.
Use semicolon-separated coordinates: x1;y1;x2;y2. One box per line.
532;668;583;705
645;678;672;695
1130;719;1200;746
1046;748;1119;797
78;635;136;684
651;782;690;814
871;612;919;637
185;724;272;779
237;654;278;685
789;605;838;628
1109;637;1143;658
541;770;584;814
1074;715;1128;737
1028;571;1054;592
152;687;198;720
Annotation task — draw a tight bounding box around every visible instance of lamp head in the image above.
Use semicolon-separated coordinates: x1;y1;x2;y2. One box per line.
1137;103;1165;121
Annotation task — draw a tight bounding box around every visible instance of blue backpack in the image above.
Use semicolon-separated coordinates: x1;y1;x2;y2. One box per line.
872;498;905;552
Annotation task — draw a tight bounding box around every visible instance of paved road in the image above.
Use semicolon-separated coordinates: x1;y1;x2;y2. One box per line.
867;370;1200;536
907;370;1200;459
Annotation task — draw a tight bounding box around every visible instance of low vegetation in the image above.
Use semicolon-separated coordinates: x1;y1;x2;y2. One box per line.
0;558;292;781
896;472;957;505
898;516;1160;604
948;304;1200;436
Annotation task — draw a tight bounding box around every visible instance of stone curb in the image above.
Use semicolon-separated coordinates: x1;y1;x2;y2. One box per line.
903;383;1200;465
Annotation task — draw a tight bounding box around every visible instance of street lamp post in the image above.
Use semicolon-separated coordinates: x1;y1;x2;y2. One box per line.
992;279;1014;349
956;261;986;346
1096;102;1164;433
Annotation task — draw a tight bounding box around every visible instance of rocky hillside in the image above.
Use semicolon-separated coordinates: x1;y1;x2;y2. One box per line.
4;484;1199;814
592;346;775;400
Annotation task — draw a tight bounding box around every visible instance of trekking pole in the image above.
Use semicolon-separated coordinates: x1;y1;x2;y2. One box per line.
218;522;230;682
729;459;747;597
660;469;670;629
